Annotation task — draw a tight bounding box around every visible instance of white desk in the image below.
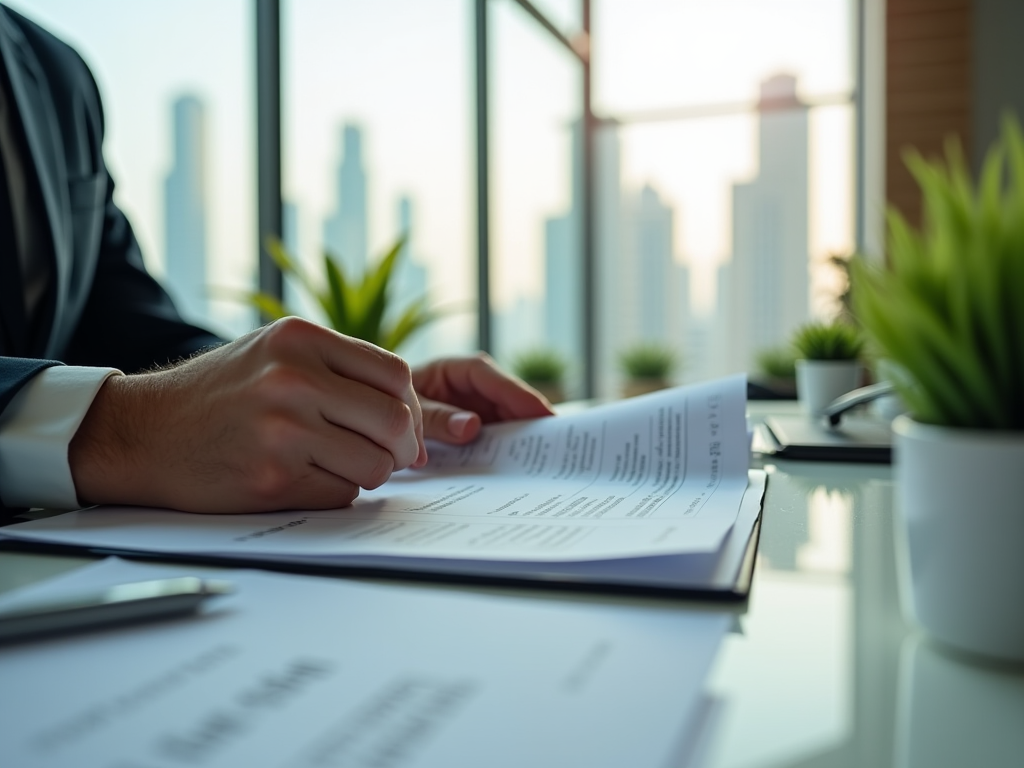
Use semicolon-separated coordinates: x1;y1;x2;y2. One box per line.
2;402;1022;768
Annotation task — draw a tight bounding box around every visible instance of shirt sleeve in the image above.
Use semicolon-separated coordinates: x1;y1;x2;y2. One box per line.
0;366;121;510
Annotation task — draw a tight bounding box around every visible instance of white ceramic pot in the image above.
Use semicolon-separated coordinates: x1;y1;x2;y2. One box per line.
894;415;1024;663
795;359;861;416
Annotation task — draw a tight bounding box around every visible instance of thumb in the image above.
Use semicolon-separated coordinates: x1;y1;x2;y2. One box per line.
420;398;482;444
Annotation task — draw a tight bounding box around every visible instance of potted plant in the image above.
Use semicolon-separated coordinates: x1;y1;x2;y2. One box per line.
242;235;440;353
511;348;568;405
619;343;677;398
754;345;798;398
791;321;864;416
852;117;1024;663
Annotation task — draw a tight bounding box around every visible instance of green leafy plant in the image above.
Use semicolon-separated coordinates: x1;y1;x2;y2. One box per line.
791;321;864;361
852;116;1024;430
756;346;798;380
619;343;677;380
512;348;566;385
245;235;439;352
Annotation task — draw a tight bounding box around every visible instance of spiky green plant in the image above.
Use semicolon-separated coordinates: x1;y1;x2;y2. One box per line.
512;348;566;384
244;235;440;352
619;343;677;380
852;116;1024;430
756;346;798;380
791;322;864;361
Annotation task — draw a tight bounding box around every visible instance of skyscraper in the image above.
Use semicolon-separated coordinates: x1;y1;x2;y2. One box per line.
631;184;677;344
541;119;625;395
164;94;209;323
323;124;368;277
723;74;810;373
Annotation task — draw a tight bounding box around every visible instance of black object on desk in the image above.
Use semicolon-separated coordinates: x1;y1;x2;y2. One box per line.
761;413;892;463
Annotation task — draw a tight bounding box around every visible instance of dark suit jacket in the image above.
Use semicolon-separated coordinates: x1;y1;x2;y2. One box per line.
0;6;224;512
0;5;222;416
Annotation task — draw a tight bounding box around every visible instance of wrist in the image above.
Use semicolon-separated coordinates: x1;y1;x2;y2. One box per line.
69;374;153;506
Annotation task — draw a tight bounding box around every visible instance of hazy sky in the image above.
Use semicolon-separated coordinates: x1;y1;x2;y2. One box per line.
6;0;854;332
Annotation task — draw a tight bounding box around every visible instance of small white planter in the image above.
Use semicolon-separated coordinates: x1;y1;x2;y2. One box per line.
795;359;861;416
894;415;1024;663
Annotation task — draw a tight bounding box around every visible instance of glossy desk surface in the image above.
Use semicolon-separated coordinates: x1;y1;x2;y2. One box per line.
2;402;1022;768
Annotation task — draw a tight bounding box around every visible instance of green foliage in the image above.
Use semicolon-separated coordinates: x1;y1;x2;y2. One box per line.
512;348;566;384
756;346;798;380
244;235;440;352
791;322;864;361
851;115;1024;430
619;343;677;380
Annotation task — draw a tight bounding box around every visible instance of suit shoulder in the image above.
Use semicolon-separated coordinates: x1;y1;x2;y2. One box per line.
2;6;100;93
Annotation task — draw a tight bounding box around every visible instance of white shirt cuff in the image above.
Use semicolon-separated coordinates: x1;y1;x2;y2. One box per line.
0;366;122;510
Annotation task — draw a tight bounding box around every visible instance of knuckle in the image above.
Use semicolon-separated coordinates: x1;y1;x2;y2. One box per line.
378;348;412;385
364;450;395;490
261;316;315;354
382;400;415;440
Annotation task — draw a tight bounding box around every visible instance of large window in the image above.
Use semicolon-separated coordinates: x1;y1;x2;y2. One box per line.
592;0;856;391
282;0;475;366
490;0;582;393
6;0;257;339
11;0;860;397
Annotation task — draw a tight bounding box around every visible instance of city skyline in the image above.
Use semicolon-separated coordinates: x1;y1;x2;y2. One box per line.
160;72;823;391
18;0;855;387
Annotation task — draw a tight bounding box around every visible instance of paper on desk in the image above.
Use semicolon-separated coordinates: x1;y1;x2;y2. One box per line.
0;558;730;768
2;377;750;574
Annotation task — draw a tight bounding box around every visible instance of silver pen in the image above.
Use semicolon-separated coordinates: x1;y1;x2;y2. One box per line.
0;577;235;644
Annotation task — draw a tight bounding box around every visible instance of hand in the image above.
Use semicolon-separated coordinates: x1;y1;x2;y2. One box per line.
413;353;555;445
69;318;425;513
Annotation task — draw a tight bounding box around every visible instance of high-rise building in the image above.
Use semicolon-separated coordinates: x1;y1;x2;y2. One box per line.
722;73;810;373
323;124;368;277
631;184;677;344
164;95;209;323
541;119;626;396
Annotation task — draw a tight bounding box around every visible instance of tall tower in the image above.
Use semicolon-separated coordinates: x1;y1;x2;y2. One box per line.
542;119;625;394
323;124;368;276
724;73;810;373
631;184;676;343
164;95;209;323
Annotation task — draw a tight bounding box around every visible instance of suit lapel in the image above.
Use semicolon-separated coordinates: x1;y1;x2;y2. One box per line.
0;8;68;358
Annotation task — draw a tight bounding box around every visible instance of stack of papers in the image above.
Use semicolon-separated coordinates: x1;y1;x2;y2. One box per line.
1;376;765;596
0;558;728;768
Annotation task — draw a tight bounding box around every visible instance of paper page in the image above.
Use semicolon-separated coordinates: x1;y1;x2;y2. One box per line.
2;376;750;564
0;559;729;768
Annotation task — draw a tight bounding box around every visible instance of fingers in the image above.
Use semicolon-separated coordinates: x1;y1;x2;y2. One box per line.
225;467;362;514
420;397;482;444
305;325;425;457
256;318;425;469
317;376;421;470
413;353;556;424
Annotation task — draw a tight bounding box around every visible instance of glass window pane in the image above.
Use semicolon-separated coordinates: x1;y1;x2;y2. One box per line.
282;0;474;365
6;0;257;339
591;0;856;392
527;0;581;36
491;0;582;396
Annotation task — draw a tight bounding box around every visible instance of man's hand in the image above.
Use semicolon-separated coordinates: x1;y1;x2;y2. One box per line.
413;353;555;445
69;318;424;513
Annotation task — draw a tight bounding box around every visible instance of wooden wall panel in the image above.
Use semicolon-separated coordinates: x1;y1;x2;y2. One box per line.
886;0;972;226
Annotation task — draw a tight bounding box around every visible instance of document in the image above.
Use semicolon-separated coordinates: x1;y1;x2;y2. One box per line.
0;558;730;768
1;376;762;592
